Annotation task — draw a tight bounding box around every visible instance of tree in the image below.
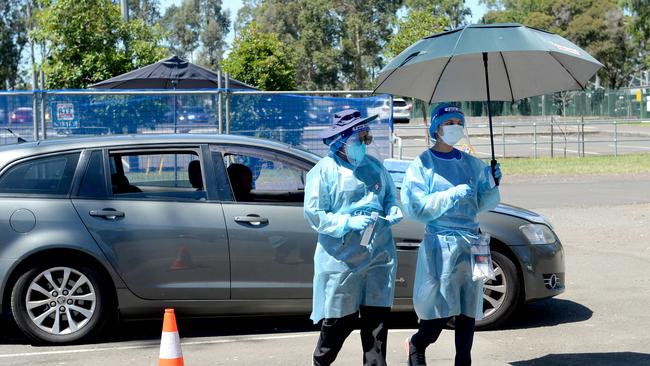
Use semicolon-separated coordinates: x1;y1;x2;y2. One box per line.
481;0;637;89
197;0;230;70
0;0;27;89
386;10;450;58
33;0;168;89
236;0;341;90
221;23;296;91
292;0;341;89
405;0;472;28
622;0;649;70
128;0;162;25
334;0;402;89
161;0;200;59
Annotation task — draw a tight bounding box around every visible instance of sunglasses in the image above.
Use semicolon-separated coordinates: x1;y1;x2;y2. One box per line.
356;131;373;145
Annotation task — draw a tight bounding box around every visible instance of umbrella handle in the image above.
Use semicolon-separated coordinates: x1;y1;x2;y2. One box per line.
491;159;500;187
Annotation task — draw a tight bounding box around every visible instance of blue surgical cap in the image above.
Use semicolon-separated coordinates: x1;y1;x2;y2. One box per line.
429;103;465;138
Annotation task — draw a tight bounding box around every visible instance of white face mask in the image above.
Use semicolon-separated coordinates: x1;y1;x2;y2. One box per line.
440;125;465;146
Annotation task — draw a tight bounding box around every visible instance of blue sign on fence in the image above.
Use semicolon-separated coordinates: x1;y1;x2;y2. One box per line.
51;101;79;128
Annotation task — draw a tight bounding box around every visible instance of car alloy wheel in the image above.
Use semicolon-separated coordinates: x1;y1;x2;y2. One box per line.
476;251;521;329
483;260;507;319
11;263;111;344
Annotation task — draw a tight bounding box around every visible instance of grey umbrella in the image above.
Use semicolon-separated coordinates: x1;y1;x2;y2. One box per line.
374;23;603;183
89;55;257;90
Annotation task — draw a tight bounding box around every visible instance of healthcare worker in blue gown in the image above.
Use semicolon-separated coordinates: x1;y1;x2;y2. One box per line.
401;103;501;366
304;109;403;366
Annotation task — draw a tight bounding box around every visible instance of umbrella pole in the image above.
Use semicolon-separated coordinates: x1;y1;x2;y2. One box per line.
482;52;499;186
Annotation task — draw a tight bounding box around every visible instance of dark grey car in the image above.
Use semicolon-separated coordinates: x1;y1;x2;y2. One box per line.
0;135;565;344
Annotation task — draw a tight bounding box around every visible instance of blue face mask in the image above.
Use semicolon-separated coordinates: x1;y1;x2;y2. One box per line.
346;142;366;166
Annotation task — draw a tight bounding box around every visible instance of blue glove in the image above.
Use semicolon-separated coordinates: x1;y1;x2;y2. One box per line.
493;163;502;180
385;206;403;225
484;163;502;188
450;184;474;201
346;215;372;231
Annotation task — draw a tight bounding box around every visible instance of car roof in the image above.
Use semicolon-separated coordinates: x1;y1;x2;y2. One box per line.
0;134;321;168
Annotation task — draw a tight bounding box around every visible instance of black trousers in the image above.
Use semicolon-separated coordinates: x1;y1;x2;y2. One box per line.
410;314;475;366
313;305;391;366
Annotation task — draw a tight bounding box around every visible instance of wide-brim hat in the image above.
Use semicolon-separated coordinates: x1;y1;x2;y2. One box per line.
320;109;378;141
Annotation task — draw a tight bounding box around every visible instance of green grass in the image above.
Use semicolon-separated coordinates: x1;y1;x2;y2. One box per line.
499;153;650;175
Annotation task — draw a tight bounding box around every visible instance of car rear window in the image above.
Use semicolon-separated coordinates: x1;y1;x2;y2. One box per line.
393;100;407;107
0;152;80;195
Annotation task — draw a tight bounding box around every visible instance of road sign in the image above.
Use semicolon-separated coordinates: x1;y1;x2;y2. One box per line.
52;101;79;128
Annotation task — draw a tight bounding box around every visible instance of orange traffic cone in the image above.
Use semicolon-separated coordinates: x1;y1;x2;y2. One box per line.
158;308;184;366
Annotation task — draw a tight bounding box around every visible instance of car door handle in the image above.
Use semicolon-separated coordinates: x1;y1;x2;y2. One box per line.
89;209;125;220
234;215;269;225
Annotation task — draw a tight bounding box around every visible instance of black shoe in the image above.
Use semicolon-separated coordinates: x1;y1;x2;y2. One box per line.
405;336;427;366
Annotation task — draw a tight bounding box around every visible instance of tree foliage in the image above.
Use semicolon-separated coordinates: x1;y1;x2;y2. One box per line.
1;0;27;89
482;0;638;88
221;22;296;90
33;0;168;89
128;0;162;25
162;0;230;70
622;0;649;70
238;0;401;89
335;0;402;89
197;0;231;70
405;0;472;28
237;0;341;89
386;10;450;58
161;0;201;59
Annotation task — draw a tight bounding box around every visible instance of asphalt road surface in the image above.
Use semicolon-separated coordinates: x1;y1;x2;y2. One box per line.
1;173;649;365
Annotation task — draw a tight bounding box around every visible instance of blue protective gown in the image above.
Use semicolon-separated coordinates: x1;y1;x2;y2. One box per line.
401;148;500;320
304;151;399;323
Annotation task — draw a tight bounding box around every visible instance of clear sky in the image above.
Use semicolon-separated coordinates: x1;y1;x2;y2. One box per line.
160;0;488;47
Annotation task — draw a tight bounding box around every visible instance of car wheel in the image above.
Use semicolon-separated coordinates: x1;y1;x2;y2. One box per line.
476;250;521;330
10;263;112;344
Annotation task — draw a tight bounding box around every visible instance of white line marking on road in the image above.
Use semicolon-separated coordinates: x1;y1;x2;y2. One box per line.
532;146;600;155
0;334;308;359
0;329;422;359
473;137;521;143
608;144;650;150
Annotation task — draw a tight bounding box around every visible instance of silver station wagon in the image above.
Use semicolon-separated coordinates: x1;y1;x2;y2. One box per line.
0;135;565;344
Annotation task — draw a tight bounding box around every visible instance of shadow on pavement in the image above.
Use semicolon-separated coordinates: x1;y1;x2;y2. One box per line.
511;352;650;366
496;298;592;331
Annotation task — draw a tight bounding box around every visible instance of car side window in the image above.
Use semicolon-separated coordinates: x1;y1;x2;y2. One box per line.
0;152;80;195
219;149;308;204
108;150;206;201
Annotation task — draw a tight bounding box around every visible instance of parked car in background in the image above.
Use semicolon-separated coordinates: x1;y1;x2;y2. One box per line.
177;107;212;125
368;98;412;123
0;134;565;344
9;107;33;125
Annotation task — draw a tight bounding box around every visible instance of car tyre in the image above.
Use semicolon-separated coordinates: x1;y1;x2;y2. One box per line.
10;262;112;344
476;250;521;330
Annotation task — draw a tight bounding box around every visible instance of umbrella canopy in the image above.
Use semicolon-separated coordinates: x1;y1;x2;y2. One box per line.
374;23;602;103
374;23;603;184
90;55;257;90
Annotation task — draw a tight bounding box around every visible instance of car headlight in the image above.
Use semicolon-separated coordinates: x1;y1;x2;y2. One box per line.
519;224;556;244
